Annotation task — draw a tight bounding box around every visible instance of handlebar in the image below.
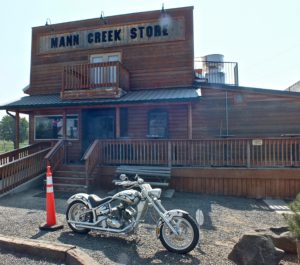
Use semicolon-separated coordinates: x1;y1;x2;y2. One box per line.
115;174;144;188
115;180;136;187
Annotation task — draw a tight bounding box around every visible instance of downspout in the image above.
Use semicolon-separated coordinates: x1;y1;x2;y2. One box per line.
225;91;229;136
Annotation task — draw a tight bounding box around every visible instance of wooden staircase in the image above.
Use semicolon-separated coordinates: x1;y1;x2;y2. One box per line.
52;164;94;193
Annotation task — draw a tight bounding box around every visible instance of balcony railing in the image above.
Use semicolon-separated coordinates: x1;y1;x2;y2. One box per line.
62;62;130;99
98;137;300;168
194;60;239;86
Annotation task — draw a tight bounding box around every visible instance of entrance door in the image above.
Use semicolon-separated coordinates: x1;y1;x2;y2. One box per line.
82;109;115;152
90;53;120;85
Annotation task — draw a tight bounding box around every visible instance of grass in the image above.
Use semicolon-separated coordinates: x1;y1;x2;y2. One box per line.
0;140;29;154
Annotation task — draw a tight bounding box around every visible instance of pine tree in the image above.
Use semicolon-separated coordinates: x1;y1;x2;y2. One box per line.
287;194;300;239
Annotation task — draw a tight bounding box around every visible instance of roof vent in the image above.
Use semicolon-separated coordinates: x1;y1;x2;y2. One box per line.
201;54;225;84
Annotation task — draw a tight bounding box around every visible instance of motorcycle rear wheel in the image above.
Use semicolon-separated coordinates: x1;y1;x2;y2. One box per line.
66;201;93;234
159;214;199;254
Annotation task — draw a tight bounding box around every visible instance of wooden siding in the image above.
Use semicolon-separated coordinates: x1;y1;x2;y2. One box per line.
96;165;300;199
192;87;300;138
29;7;194;95
127;104;188;139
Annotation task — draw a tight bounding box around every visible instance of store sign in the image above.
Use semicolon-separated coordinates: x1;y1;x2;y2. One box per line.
39;18;185;53
252;139;263;146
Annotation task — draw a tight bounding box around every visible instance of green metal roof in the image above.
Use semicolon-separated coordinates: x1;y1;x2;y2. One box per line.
0;87;201;111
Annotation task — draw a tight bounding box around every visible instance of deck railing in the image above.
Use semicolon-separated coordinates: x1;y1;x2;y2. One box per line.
83;140;100;187
0;142;51;166
62;61;130;92
99;138;300;168
0;148;51;195
194;61;239;86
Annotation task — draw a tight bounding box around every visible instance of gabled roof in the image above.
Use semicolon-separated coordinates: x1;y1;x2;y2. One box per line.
0;87;200;111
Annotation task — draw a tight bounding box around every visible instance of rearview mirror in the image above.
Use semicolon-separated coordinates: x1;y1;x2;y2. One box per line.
120;174;127;181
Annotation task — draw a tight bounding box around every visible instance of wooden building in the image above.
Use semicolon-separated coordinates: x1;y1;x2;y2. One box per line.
1;6;300;198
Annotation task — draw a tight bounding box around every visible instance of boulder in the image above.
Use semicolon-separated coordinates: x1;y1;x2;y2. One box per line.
228;233;285;265
269;231;297;254
255;227;297;254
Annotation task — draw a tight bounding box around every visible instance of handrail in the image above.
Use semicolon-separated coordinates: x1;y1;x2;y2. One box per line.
0;142;51;166
44;139;65;171
0;147;51;195
83;140;100;187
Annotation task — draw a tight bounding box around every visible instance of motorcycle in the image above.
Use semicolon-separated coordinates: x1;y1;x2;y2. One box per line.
66;174;200;254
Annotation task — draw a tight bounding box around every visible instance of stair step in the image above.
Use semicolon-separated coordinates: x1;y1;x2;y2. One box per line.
54;170;86;178
57;164;85;172
53;176;94;185
54;183;88;193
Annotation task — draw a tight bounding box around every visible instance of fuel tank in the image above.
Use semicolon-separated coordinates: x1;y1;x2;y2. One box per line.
112;190;141;205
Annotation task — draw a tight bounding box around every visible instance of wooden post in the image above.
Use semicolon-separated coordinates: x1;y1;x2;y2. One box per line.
15;111;20;149
188;103;193;140
62;111;67;163
247;141;251;168
116;107;120;138
168;141;172;167
63;111;67;139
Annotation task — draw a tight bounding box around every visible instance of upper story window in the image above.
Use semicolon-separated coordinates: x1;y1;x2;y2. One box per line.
90;53;121;85
148;109;168;138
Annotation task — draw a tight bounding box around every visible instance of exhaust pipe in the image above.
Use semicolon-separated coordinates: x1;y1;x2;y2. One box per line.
68;220;134;234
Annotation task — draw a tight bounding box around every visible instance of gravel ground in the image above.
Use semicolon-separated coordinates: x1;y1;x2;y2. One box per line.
0;250;62;265
0;188;297;265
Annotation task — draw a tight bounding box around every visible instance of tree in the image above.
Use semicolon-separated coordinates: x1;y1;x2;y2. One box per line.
0;115;28;146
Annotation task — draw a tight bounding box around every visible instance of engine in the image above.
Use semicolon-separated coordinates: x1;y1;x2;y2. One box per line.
97;202;137;229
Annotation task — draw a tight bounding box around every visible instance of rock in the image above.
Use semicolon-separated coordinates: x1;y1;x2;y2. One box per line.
228;233;285;265
254;226;297;254
269;231;297;254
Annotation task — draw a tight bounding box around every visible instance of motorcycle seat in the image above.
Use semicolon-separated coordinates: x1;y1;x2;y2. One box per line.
88;194;112;208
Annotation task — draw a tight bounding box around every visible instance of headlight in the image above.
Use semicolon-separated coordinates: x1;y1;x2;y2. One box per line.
149;188;161;198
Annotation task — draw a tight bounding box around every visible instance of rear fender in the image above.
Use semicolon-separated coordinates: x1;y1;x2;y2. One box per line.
67;193;91;208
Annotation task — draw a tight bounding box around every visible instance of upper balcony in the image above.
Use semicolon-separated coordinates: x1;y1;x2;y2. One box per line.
194;56;239;86
61;61;130;100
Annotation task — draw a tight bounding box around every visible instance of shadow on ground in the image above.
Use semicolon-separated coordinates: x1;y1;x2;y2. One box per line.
0;186;273;233
57;230;202;265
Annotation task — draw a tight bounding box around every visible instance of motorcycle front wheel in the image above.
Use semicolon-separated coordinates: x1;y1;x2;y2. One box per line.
66;201;93;234
159;214;199;254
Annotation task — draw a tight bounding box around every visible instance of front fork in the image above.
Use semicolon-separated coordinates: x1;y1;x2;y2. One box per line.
148;195;188;237
156;209;190;238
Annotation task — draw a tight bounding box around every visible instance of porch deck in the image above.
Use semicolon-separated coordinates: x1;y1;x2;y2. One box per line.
2;137;300;199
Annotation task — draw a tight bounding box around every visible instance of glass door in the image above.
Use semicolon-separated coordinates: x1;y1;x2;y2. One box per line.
90;53;120;87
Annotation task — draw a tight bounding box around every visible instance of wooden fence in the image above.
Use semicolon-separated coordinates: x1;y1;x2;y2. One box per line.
99;138;300;168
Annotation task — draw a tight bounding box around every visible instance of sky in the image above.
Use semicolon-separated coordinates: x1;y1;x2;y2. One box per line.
0;0;299;117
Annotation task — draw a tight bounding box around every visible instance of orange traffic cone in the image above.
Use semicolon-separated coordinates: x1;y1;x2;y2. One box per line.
39;165;63;231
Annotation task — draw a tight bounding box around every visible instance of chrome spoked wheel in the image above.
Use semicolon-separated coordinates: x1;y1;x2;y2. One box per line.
66;201;92;234
159;215;199;254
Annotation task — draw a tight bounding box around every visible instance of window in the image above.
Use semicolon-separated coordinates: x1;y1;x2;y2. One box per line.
35;115;79;140
148;109;168;138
